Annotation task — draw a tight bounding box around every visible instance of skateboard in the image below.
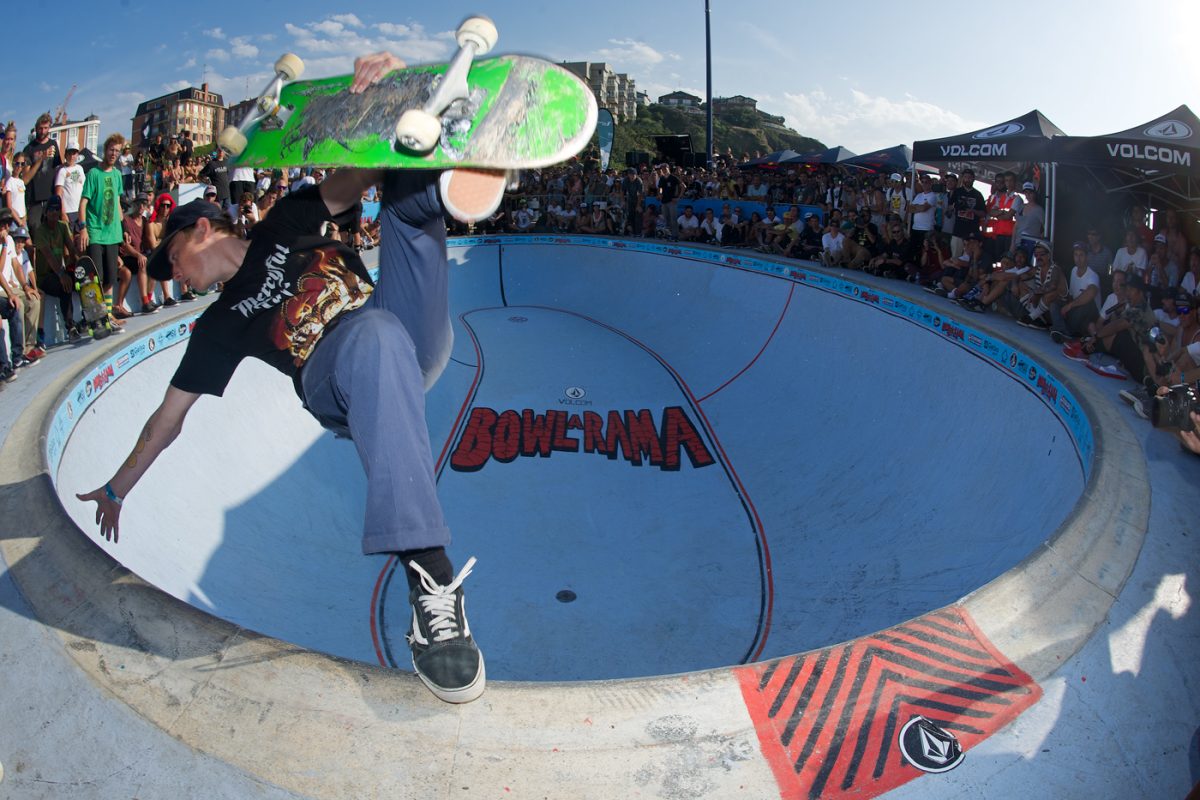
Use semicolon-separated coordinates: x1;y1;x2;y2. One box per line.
74;257;113;340
219;16;597;172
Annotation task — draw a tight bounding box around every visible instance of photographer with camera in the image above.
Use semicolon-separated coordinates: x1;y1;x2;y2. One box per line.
235;191;260;239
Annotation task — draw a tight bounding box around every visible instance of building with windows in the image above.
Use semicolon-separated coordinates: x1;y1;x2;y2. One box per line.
656;91;702;109
46;116;101;155
560;62;638;121
131;84;226;151
712;95;757;113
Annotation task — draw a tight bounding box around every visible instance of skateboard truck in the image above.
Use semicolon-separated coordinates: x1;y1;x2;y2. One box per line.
394;15;498;153
218;53;306;157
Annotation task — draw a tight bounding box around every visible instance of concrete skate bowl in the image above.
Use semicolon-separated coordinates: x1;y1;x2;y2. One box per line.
40;235;1134;690
13;235;1152;799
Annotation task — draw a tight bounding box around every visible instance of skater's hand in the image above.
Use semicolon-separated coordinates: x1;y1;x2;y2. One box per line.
77;486;123;543
78;227;89;249
350;52;406;93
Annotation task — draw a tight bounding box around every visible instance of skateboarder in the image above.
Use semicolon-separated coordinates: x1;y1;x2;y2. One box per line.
77;53;493;704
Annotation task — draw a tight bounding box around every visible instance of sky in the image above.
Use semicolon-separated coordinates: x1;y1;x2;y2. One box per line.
2;0;1198;156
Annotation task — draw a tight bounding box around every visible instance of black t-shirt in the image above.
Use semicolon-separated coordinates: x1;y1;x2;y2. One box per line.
22;139;62;203
799;225;823;250
950;186;986;238
200;159;232;204
170;188;373;397
660;174;682;203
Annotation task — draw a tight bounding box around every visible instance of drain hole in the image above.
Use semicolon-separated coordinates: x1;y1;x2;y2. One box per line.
556;589;577;603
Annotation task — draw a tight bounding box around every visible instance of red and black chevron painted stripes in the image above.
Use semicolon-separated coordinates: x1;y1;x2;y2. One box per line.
735;607;1041;799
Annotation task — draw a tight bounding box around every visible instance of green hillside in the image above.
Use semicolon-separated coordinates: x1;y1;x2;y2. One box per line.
601;104;825;169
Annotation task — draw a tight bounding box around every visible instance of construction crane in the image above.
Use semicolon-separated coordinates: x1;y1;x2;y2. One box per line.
53;84;77;125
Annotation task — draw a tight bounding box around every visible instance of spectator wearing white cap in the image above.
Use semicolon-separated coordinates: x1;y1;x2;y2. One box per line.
885;172;908;221
54;148;86;226
8;224;43;360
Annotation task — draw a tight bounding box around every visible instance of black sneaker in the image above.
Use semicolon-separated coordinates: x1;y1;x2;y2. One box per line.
0;366;16;383
180;290;197;302
142;300;161;314
406;557;485;704
162;296;178;307
12;356;33;369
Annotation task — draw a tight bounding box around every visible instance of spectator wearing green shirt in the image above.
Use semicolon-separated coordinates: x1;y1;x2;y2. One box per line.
78;133;129;323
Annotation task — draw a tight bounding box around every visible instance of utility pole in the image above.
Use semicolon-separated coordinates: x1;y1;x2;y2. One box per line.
704;0;713;168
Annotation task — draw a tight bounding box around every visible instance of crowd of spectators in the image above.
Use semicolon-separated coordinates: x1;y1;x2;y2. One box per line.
1;123;1197;446
448;148;1200;449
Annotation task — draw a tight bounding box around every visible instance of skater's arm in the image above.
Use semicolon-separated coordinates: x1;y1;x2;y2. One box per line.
76;385;200;542
320;169;381;219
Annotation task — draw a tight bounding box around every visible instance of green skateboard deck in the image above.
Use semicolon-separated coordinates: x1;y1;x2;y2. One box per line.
233;55;597;171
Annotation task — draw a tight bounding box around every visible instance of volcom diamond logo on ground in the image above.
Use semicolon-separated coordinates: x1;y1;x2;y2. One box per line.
899;715;965;773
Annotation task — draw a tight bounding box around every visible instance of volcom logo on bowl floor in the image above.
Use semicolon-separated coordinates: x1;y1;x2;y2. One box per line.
898;715;965;773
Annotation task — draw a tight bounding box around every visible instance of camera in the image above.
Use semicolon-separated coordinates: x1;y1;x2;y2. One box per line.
1150;381;1200;431
1148;326;1168;347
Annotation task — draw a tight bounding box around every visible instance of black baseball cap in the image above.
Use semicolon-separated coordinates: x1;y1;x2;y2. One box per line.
146;199;227;282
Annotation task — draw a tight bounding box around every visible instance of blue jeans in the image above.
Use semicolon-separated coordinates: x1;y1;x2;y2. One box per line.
301;172;453;554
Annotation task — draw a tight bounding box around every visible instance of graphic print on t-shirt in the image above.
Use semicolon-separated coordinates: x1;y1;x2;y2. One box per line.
269;245;372;366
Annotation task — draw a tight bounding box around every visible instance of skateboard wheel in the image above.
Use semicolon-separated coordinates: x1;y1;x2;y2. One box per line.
274;53;305;81
218;126;248;157
456;16;497;54
395;109;442;153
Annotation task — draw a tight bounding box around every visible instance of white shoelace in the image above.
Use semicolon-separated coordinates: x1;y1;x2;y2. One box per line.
408;556;476;643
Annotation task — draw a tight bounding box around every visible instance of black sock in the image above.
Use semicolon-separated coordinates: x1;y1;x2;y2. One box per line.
395;547;453;593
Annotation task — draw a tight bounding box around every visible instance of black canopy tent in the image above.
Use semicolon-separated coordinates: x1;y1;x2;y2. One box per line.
911;110;1065;185
780;145;857;166
838;144;912;174
739;149;803;169
1050;105;1200;213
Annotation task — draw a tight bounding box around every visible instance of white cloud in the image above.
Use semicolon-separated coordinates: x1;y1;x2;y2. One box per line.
182;57;197;69
312;20;347;36
594;39;677;68
284;18;453;64
780;88;982;153
377;22;413;37
203;27;226;40
206;48;230;63
230;37;259;59
331;13;364;28
38;81;55;92
161;80;191;92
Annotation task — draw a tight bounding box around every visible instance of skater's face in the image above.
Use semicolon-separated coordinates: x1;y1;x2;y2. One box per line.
166;220;220;284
